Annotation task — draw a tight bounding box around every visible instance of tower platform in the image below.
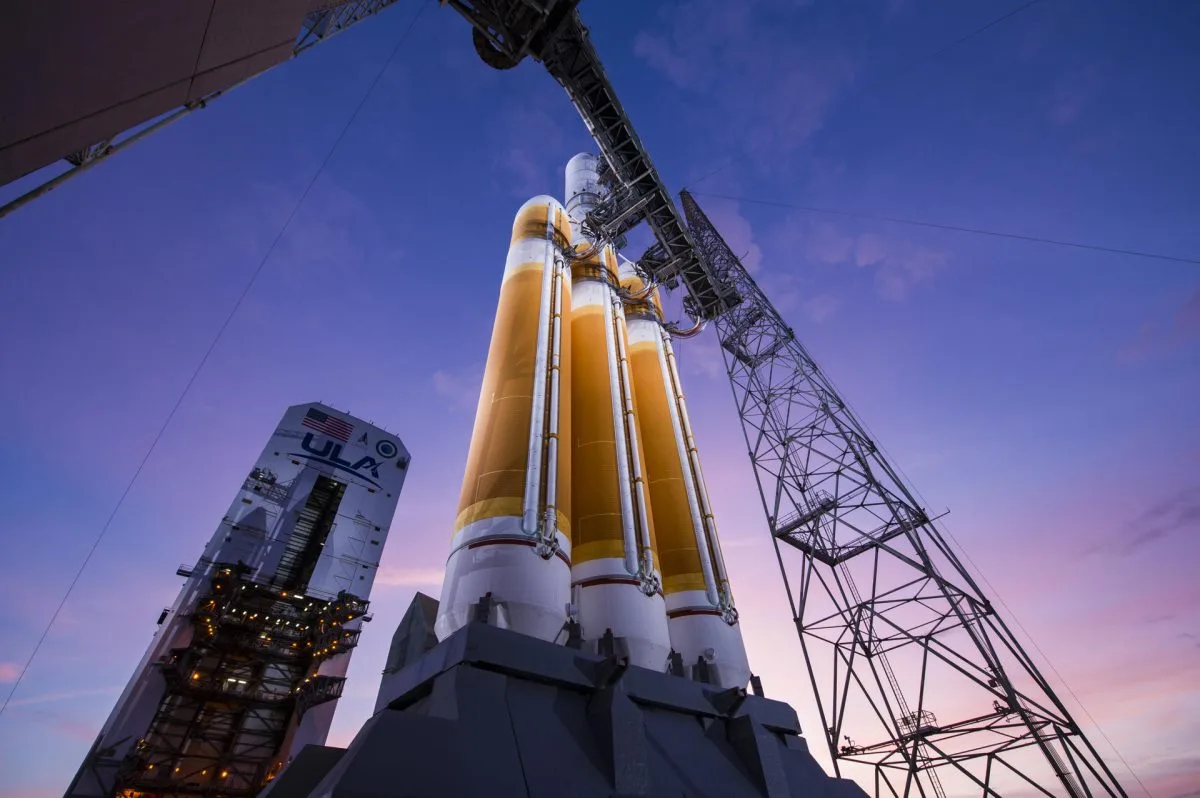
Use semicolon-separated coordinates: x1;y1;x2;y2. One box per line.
260;602;868;798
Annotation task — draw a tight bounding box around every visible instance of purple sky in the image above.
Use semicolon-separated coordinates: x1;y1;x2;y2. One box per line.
1;1;1198;796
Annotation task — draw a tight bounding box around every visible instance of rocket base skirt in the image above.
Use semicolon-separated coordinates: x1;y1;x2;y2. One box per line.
435;516;571;643
572;557;672;671
665;590;751;690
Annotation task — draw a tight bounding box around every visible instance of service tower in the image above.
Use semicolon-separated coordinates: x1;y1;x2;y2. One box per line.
435;155;749;686
66;402;410;798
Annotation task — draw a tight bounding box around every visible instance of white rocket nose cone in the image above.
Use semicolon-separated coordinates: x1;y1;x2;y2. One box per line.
565;153;602;231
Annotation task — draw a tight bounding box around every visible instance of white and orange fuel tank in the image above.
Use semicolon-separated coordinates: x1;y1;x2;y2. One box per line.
566;153;672;672
435;195;575;644
620;258;751;690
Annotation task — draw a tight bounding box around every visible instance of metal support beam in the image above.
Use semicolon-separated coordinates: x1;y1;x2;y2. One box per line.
444;0;737;319
680;189;1127;798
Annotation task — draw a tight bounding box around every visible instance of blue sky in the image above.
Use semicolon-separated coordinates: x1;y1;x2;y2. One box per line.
1;1;1197;795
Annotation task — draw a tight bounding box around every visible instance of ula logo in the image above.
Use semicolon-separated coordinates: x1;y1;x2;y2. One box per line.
292;433;385;487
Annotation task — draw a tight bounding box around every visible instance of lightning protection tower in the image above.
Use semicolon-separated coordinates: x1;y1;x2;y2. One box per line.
679;190;1126;798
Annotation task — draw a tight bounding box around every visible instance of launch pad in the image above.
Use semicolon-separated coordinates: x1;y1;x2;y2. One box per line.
262;594;870;798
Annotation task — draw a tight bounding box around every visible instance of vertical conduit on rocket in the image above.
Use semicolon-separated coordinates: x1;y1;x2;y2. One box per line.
435;196;575;643
620;258;752;690
566;153;672;671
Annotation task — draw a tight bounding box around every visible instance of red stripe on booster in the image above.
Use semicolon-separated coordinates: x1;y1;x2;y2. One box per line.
572;576;642;589
466;536;571;565
666;607;724;619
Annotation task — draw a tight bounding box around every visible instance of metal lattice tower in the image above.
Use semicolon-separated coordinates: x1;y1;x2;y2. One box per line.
679;189;1126;798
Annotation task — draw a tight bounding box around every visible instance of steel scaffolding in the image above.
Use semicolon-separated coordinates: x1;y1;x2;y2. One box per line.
678;189;1125;798
84;565;367;798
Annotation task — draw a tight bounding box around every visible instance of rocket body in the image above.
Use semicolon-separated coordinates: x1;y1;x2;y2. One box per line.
621;263;750;689
436;154;748;685
435;196;574;643
566;153;671;671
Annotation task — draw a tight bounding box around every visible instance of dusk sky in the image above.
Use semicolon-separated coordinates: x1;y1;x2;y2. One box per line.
1;1;1198;796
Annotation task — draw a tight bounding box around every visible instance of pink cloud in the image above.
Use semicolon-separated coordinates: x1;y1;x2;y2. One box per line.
802;294;841;323
1119;287;1200;362
2;686;121;709
0;661;19;683
374;565;445;590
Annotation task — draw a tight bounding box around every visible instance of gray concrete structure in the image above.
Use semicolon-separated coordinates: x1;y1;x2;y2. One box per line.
374;590;439;712
261;595;869;798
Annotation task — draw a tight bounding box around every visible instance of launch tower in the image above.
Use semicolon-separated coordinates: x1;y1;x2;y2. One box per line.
66;402;410;798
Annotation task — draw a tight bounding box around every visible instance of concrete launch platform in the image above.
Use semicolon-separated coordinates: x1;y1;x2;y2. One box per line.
260;597;868;798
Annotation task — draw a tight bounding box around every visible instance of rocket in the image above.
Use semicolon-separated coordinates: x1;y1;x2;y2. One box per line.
565;153;672;671
619;259;751;689
434;195;575;643
435;154;748;688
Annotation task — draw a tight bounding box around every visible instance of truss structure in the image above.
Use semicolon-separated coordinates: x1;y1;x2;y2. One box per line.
74;565;366;798
678;190;1125;798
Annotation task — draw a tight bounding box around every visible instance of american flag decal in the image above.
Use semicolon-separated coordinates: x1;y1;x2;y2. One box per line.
301;408;353;442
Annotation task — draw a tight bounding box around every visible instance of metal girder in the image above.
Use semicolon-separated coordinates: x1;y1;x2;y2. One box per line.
444;0;738;319
680;189;1126;798
296;0;406;53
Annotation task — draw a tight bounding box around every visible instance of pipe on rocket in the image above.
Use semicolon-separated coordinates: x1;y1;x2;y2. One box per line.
567;153;672;671
611;294;658;584
435;196;575;644
521;206;557;539
620;259;751;690
599;276;642;579
541;255;568;545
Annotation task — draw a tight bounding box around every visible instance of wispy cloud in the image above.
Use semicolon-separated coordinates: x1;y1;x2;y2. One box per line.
494;105;565;198
774;217;950;302
1119;287;1200;362
634;0;855;167
696;197;763;274
852;231;948;301
2;685;121;709
52;717;100;742
1121;485;1200;556
802;294;842;323
1080;485;1200;558
686;198;845;323
675;328;725;380
375;565;445;589
1046;66;1102;127
0;661;18;683
432;364;483;411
